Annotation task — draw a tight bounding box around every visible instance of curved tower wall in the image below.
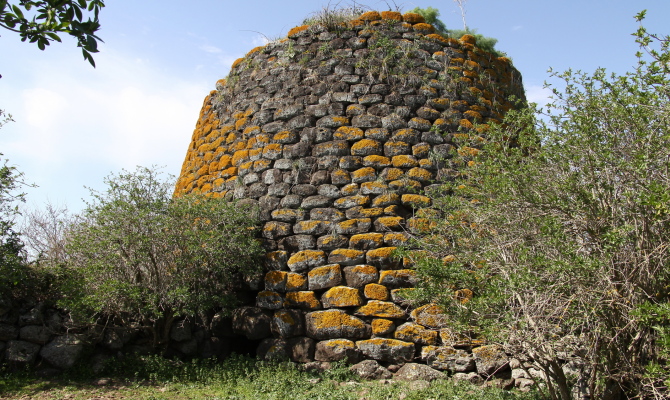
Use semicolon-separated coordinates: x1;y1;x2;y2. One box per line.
175;11;524;365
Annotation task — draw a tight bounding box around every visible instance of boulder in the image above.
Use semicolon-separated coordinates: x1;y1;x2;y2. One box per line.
472;344;510;376
40;335;85;369
394;363;445;382
356;338;415;364
349;359;392;380
271;309;304;338
422;346;476;372
315;339;361;363
6;340;41;364
305;310;370;340
232;307;272;340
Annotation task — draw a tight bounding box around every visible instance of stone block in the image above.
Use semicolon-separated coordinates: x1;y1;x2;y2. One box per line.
371;318;395;336
265;271;288;292
394;363;445;382
472;344;510;377
328;248;366;266
350;233;384;250
321;286;364;308
354;300;406;319
366;247;400;268
271;309;305;338
422;346;476;372
316;234;349;251
40;335;85;369
379;269;417;288
343;265;379;288
394;322;438;346
257;338;290;361
285;291;322;310
305;310;370;340
364;283;389;301
308;264;343;291
279;235;316;252
293;220;333;236
409;303;449;329
287;250;326;272
333;195;370;209
315;339;361;363
286;272;308;291
256;291;284;310
334;218;371;235
288;336;315;363
232;307;272;340
5;340;41;365
355;338;415;364
265;250;288;271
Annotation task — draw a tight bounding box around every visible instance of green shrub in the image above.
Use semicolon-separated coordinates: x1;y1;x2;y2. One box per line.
59;166;263;347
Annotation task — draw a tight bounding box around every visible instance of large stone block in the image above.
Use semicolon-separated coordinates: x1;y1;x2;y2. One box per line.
321;286;364;308
355;338;415;364
271;309;304;338
305;309;370;340
315;339;361;363
308;264;342;290
232;307;272;340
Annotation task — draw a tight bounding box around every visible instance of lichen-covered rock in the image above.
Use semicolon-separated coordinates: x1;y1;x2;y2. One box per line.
321;286;364;308
285;291;322;310
394;322;438;346
256;291;284;310
257;338;290;361
472;344;510;377
394;363;445;382
305;309;370;340
379;269;417;288
365;247;400;268
271;309;304;338
40;335;85;369
371;318;395;336
409;304;449;329
350;359;393;380
315;339;361;363
422;346;476;372
355;300;406;319
363;283;389;300
328;248;366;265
232;307;272;340
356;338;415;364
308;264;342;290
287;250;326;272
343;265;379;288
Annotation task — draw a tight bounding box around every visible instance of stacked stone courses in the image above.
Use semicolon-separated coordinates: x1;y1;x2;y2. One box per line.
175;10;524;371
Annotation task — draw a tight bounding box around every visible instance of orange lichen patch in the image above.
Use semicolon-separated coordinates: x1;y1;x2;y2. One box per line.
287;25;310;38
458;146;480;157
235;117;248;131
362;155;391;168
221;167;237;179
375;216;404;230
371;318;395;335
364;283;389;301
262;143;283;158
341;183;359;196
265;270;288;285
238;160;254;174
309;310;366;331
426;33;450;45
216;78;227;87
381;168;404;182
402;12;425;24
380;11;402;21
459;119;474;130
410;303;449;329
249;148;263;160
497;56;512;65
464;60;480;70
350;233;384;249
371;193;399;208
367;246;396;259
463;70;478;79
285;291;321;310
334;126;365;141
348;19;366;28
429;98;450;110
391;155;419;168
330;248;365;260
394;323;438;345
288;250;326;266
231;149;250;166
204;153;215;163
231;58;245;69
351;139;382;156
246;46;265;56
196;165;209;177
355;300;406;318
243;125;261;137
411;145;431;159
322;286;364;308
226;132;237;144
200;183;213;193
454;288;474;304
358;11;381;21
464;110;483;122
285;273;307;291
213;178;225;188
460;77;473;85
413;23;435;34
360;181;388;194
352;167;376;181
401;194;432;208
356;208;384;218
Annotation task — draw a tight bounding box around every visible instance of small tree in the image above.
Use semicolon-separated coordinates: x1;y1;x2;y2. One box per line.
61;166;263;347
408;12;670;400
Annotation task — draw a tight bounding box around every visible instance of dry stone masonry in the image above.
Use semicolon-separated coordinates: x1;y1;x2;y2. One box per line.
174;10;525;379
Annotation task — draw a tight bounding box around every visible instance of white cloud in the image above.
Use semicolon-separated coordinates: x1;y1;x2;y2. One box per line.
1;46;210;211
199;44;222;54
526;85;553;106
512;25;523;31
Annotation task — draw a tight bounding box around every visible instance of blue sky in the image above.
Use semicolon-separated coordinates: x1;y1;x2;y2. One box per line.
1;0;669;214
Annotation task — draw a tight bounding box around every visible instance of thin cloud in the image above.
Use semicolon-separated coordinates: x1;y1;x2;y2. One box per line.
526;85;553;106
199;44;223;54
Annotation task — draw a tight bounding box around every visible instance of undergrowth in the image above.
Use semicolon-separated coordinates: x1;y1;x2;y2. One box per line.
0;354;542;400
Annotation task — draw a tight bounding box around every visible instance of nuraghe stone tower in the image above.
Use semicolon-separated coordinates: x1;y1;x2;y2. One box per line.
175;11;524;369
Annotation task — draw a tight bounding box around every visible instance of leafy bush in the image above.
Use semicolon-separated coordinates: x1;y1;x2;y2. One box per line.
59;166;263;346
407;12;670;400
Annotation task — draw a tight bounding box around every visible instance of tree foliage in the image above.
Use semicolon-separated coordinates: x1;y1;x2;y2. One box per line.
0;0;104;66
407;12;670;400
59;167;264;347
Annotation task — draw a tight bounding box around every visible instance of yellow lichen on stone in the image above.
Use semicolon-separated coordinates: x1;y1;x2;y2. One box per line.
375;216;404;229
352;167;376;180
288;250;326;265
364;283;389;300
287;25;310;37
355;300;406;318
391;155;419;168
350;233;384;248
383;168;404;181
380;11;402;21
351;139;382;156
334;126;364;141
310;309;366;330
371;318;395;335
401;194;432;208
330;248;364;259
413;23;435;34
363;155;391;168
322;286;364;308
407;167;433;182
285;291;321;310
359;11;381;21
402;12;425;24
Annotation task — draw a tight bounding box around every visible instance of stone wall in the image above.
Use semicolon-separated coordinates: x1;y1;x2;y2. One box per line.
1;10;531;385
174;10;525;378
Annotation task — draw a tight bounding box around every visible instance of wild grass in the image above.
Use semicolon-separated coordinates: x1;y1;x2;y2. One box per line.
0;354;542;400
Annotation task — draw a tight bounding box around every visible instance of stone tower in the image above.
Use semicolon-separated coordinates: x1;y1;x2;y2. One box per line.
175;11;524;367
